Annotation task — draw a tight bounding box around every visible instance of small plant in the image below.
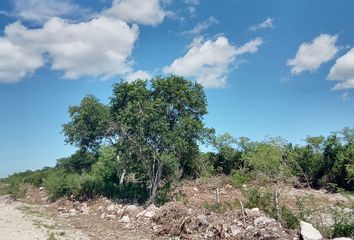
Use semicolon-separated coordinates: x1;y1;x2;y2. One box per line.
280;206;299;229
245;188;276;218
203;202;226;214
245;188;261;208
230;170;247;188
332;219;354;238
47;231;57;240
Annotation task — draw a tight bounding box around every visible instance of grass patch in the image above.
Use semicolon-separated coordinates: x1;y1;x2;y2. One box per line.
47;231;57;240
332;219;354;238
203;202;226;214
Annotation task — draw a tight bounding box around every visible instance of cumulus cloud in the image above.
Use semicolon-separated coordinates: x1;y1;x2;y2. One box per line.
249;18;274;31
0;38;43;83
287;34;339;75
3;17;139;81
163;36;263;88
0;0;168;83
103;0;166;26
182;16;218;36
11;0;91;24
125;70;152;82
327;48;354;90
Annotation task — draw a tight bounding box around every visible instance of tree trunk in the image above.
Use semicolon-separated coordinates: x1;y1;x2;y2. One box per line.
119;169;126;185
149;160;163;204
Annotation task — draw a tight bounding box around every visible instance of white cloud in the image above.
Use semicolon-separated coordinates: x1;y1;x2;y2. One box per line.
0;0;170;83
1;16;139;81
125;70;151;82
11;0;91;24
249;18;274;31
327;48;354;90
163;36;263;88
182;16;218;36
287;34;338;75
103;0;166;26
0;38;43;83
234;37;263;55
183;0;199;16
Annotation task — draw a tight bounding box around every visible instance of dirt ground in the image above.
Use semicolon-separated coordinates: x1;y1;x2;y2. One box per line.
1;177;353;240
0;195;89;240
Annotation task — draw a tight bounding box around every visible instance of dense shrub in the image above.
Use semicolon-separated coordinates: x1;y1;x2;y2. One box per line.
243;139;291;180
230;169;247;188
155;181;171;205
245;188;276;217
113;183;149;204
26;168;56;187
43;171;70;200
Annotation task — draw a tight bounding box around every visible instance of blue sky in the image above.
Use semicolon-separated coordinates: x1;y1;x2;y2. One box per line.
1;0;354;177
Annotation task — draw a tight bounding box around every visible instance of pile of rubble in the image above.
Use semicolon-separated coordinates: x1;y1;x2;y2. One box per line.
55;197;142;220
151;202;294;239
54;198;295;239
51;197;352;240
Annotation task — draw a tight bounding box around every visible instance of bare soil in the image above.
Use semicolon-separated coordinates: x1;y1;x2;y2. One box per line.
0;195;89;240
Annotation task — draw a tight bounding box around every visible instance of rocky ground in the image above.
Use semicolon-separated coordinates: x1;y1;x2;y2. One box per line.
1;177;353;240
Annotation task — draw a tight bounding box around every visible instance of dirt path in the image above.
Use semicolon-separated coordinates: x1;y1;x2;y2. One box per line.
0;195;90;240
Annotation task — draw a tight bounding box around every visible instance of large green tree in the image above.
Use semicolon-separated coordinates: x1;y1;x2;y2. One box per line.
63;76;210;202
109;76;209;202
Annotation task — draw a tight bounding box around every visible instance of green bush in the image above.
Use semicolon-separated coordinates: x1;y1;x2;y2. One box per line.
113;183;149;204
43;171;69;200
43;171;100;201
23;168;55;187
245;188;261;209
62;173;99;200
0;173;28;199
280;206;299;229
230;170;247;188
245;188;299;230
77;174;98;199
245;188;276;218
332;219;354;238
1;181;26;199
155;182;171;205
